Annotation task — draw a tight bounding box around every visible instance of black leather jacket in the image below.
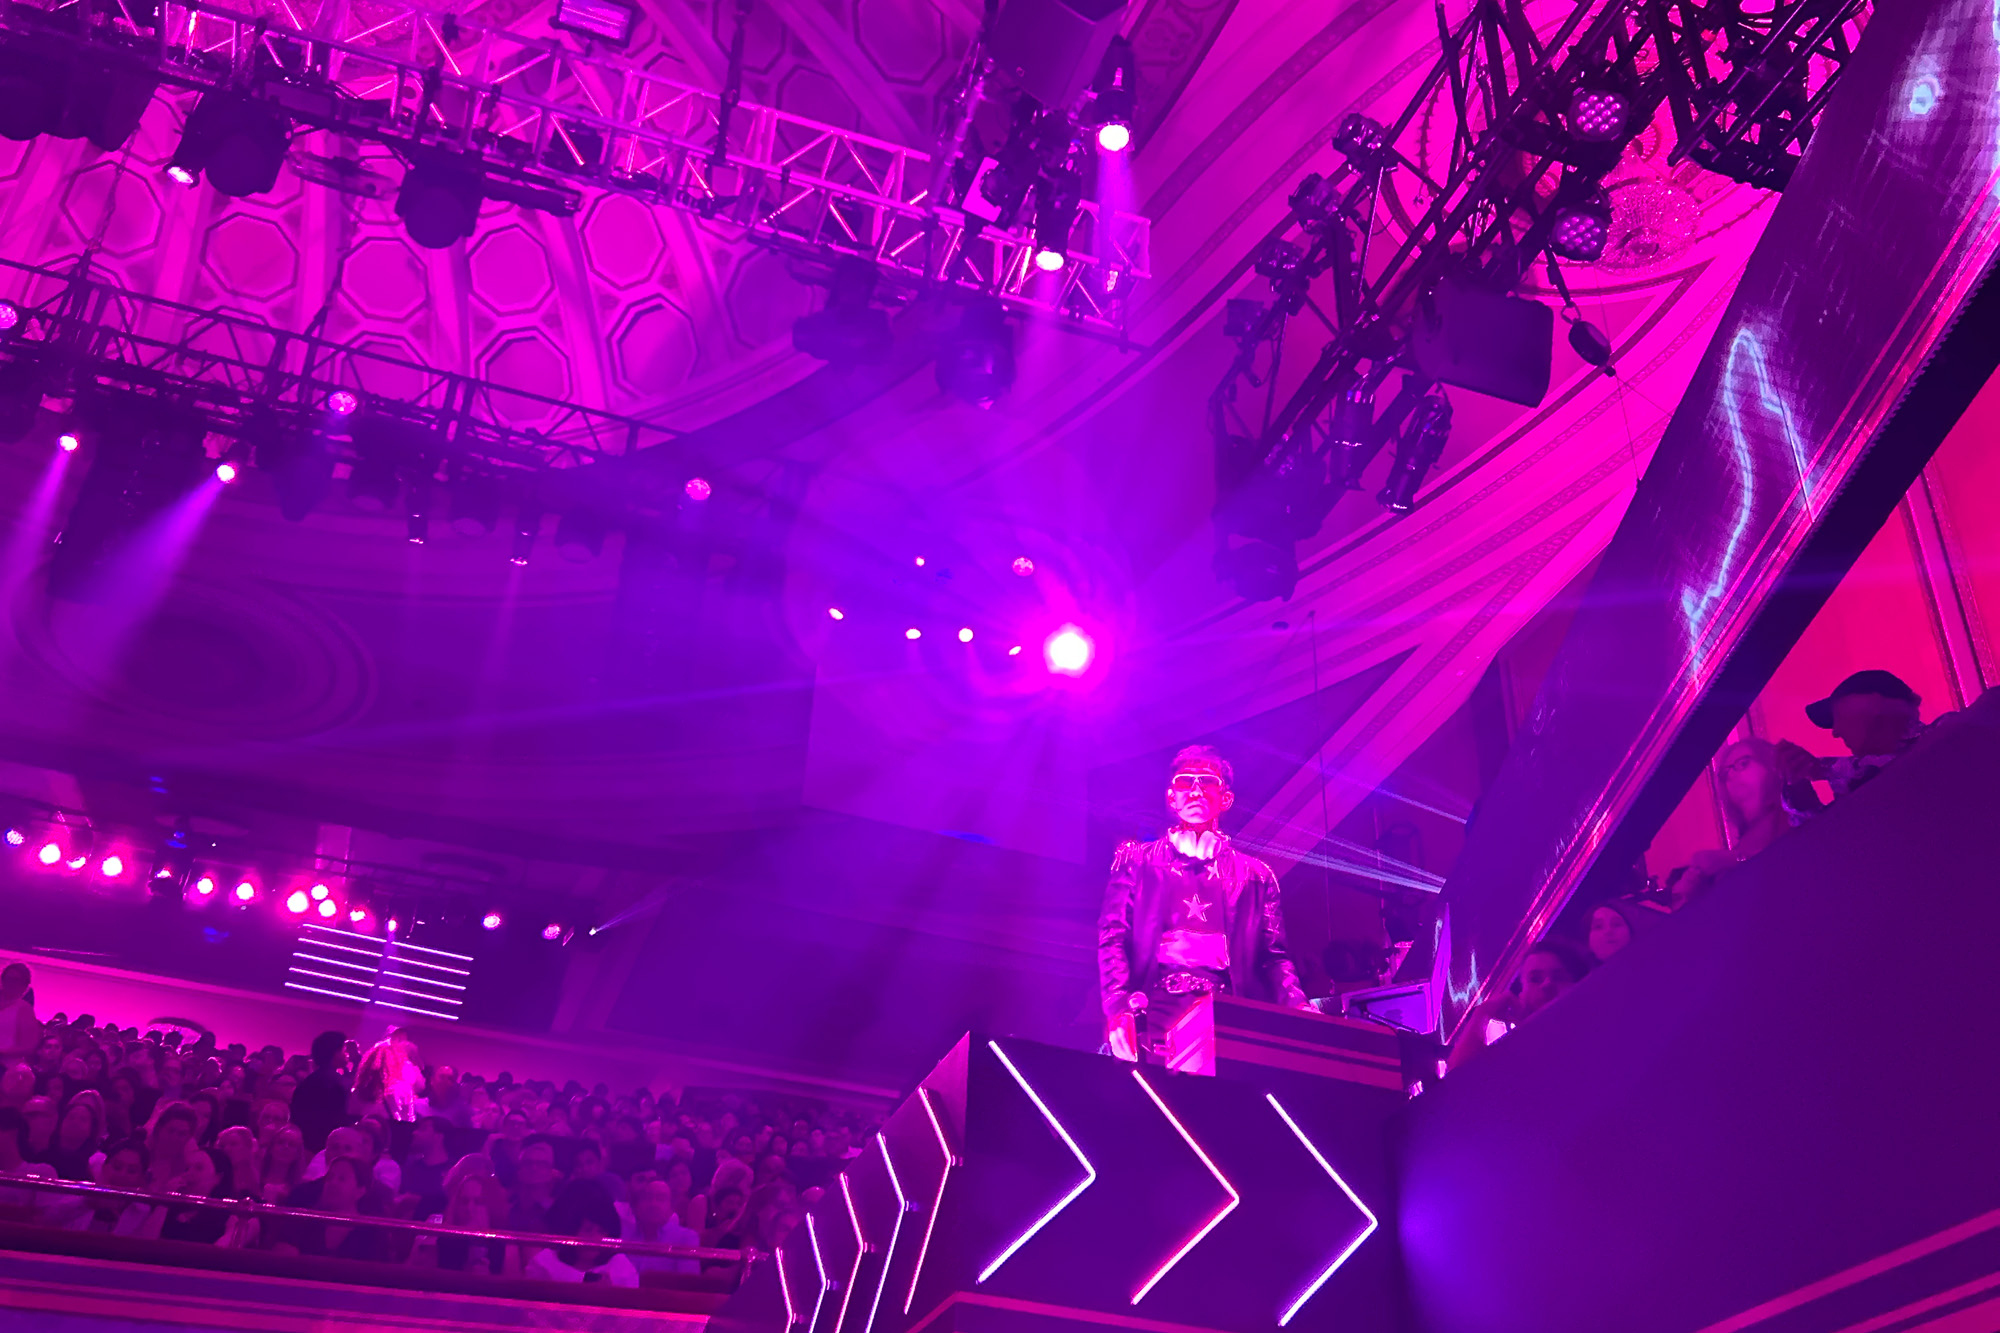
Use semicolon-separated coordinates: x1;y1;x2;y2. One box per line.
1097;833;1307;1019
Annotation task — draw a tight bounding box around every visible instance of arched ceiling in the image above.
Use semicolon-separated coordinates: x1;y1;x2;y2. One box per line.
0;0;1781;887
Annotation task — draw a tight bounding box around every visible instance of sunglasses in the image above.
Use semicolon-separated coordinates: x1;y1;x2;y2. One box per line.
1169;772;1227;792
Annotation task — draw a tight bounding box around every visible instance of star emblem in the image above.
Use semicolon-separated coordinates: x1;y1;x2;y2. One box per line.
1182;893;1210;922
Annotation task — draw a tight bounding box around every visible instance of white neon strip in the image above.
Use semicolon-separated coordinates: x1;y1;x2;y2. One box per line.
287;966;373;991
863;1132;907;1333
1130;1071;1241;1303
905;1087;956;1313
387;937;475;962
293;953;377;973
977;1041;1096;1283
373;998;462;1021
776;1242;799;1326
805;1213;830;1333
380;969;467;991
376;983;463;1007
295;935;387;960
285;981;368;1003
835;1172;868;1333
1266;1094;1379;1326
381;952;471;977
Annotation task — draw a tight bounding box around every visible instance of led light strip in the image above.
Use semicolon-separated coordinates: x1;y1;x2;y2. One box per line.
978;1041;1096;1284
863;1131;908;1333
390;937;475;962
1266;1094;1379;1326
380;968;466;990
373;998;462;1021
295;953;377;973
288;965;373;991
905;1087;957;1313
381;952;470;977
777;1241;800;1327
285;980;370;1003
1130;1070;1240;1303
835;1172;869;1333
805;1213;830;1333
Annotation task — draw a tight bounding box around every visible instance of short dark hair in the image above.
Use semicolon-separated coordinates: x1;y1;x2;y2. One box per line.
310;1031;346;1067
1526;937;1589;983
572;1139;603;1163
548;1179;620;1237
104;1135;149;1169
1169;744;1233;786
415;1115;449;1136
0;1107;25;1152
153;1104;199;1134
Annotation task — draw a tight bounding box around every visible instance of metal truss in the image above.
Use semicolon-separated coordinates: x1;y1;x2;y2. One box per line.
1207;0;1866;599
6;0;1150;335
0;257;676;470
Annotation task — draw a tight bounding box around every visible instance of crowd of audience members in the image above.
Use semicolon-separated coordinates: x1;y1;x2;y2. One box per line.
1444;668;1939;1068
0;981;882;1288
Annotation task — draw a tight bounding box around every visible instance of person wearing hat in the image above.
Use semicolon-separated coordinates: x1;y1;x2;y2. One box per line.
1774;669;1927;805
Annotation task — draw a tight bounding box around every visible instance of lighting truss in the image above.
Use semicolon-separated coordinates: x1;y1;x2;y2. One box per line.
1;0;1149;337
1207;0;1866;596
0;257;675;471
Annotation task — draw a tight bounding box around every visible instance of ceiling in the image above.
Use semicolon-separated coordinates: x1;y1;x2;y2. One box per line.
0;0;1788;1066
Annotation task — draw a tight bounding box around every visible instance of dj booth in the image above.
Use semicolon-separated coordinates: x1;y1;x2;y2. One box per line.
710;999;1407;1333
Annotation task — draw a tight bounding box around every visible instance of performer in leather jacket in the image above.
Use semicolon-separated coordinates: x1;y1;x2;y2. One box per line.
1098;745;1309;1062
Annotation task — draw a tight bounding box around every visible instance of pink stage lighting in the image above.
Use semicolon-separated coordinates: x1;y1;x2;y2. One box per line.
316;898;338;918
65;855;86;870
99;855;124;878
828;607;845;620
36;842;61;866
285;890;310;914
194;875;217;897
542;922;563;941
1011;556;1035;576
57;433;80;453
481;910;503;930
326;389;360;416
233;881;256;903
1097;122;1132;153
1044;624;1095;676
1033;248;1066;273
0;301;17;333
905;627;922;641
309;883;330;901
958;627;974;643
348;906;368;924
215;462;238;483
386;916;401;934
684;476;712;502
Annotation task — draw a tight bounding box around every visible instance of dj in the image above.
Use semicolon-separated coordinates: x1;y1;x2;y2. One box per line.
1098;745;1310;1062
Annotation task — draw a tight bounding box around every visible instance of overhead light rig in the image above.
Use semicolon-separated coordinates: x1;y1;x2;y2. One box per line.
0;0;1150;337
1207;0;1867;602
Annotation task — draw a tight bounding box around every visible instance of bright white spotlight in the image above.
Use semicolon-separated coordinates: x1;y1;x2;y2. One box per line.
215;462;238;483
348;906;368;923
165;163;198;187
1097;122;1131;153
958;627;974;643
828;607;845;621
2;828;23;846
233;881;256;903
194;875;217;897
316;898;338;918
905;627;922;641
1044;624;1095;676
1033;248;1066;273
36;842;59;865
1009;644;1023;656
65;855;86;870
0;301;18;333
99;855;124;878
309;883;330;901
481;910;503;930
57;433;80;453
386;917;401;934
285;890;310;914
1011;556;1035;576
326;389;360;416
542;922;563;941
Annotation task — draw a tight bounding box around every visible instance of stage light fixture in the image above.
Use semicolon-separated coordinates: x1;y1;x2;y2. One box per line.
214;461;238;483
936;300;1016;407
309;883;330;901
169;94;291;197
1011;556;1035;576
554;508;607;562
99;855;124;878
386;916;401;933
407;507;429;545
1008;644;1023;656
1085;36;1137;153
1567;85;1631;143
905;627;922;640
684;476;712;503
316;898;338;918
396;152;484;250
0;300;19;336
1549;191;1614;262
828;607;845;620
793;257;893;365
65;854;86;870
958;627;974;643
2;828;22;846
326;389;360;417
195;875;217;897
510;509;540;566
1031;168;1083;272
1045;624;1094;676
346;446;402;512
1378;393;1452;514
232;880;256;903
348;906;368;923
542;922;563;941
285;889;310;913
481;910;503;930
58;433;80;453
1096;122;1130;153
37;842;61;866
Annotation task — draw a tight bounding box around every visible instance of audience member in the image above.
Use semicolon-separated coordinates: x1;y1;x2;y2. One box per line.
412;1165;515;1276
291;1032;350;1155
508;1137;562;1233
0;964;38;1064
1447;940;1587;1070
626;1179;701;1276
146;1104;199;1189
48;1090;106;1180
1585;899;1660;965
273;1156;384;1261
1;1062;33;1111
525;1181;638;1287
1776;670;1928;807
